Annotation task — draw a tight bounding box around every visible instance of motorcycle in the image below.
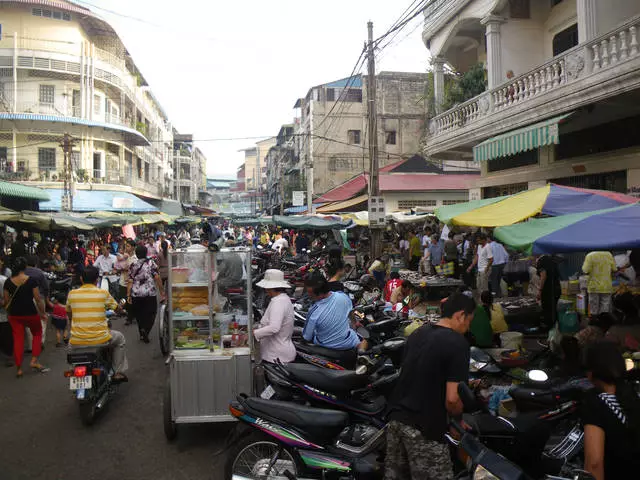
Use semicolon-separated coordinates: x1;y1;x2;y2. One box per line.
226;394;385;479
64;345;123;425
457;381;585;478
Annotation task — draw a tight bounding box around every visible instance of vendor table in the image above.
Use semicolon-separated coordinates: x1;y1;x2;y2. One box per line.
398;270;464;299
499;297;543;331
163;247;254;440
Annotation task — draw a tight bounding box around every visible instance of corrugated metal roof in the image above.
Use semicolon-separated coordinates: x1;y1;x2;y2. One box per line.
0;180;50;201
316;194;368;213
0;113;150;146
325;75;363;88
315;175;367;203
40;189;157;212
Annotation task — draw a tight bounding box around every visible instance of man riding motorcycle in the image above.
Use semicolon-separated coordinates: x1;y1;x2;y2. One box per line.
67;266;128;382
302;271;365;367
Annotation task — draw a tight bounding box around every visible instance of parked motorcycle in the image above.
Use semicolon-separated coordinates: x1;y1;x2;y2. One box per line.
64;346;123;425
226;394;385;479
457;381;584;478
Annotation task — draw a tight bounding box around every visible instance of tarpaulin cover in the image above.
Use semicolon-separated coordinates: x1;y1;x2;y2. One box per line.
494;203;640;254
273;215;353;230
0;207;20;222
435;184;638;227
40;189;157;212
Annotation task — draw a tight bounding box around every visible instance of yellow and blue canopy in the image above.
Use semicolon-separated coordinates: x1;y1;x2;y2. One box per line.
494;203;640;254
435;184;638;227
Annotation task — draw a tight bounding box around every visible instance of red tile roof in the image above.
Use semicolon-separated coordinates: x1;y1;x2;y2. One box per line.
315;174;367;203
315;173;477;202
380;174;478;192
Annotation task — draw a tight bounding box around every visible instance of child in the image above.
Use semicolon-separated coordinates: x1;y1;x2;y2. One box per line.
50;294;69;347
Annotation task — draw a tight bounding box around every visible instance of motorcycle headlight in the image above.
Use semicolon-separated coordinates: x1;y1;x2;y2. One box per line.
473;466;500;480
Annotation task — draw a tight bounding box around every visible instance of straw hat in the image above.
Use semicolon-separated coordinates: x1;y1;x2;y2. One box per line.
256;269;292;290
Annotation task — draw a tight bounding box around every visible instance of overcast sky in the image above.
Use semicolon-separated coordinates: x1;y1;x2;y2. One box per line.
84;0;428;178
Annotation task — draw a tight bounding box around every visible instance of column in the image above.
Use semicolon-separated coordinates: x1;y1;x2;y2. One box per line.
481;15;506;90
432;56;446;114
577;0;598;43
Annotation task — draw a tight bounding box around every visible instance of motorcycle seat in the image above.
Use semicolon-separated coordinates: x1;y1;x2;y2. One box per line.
464;413;518;436
283;363;370;393
366;318;398;333
67;343;110;364
244;397;349;440
295;342;352;361
509;384;580;410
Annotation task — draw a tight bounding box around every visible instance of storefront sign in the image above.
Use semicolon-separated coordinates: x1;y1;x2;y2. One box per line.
368;196;386;228
292;191;305;206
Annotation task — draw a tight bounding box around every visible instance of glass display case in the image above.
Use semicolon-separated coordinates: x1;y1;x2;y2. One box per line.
164;247;254;438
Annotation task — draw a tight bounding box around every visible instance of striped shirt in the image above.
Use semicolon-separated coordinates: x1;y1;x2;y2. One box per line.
67;284;117;346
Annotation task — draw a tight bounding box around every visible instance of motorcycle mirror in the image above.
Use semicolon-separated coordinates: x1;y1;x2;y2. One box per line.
527;369;549;382
356;326;370;340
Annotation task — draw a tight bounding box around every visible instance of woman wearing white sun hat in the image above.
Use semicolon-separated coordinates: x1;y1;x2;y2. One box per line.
254;269;296;363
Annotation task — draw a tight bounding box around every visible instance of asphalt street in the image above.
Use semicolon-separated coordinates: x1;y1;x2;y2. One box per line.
0;316;233;480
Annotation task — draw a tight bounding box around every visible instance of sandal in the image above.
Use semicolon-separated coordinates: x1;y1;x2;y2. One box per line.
30;364;50;373
16;370;23;378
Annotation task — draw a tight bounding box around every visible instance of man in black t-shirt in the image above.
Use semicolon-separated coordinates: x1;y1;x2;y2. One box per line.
385;293;475;480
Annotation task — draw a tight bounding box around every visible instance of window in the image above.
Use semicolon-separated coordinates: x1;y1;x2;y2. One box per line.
509;0;530;19
0;82;4;100
486;149;538;172
483;183;528;199
38;148;56;172
347;130;361;145
63;13;71;21
397;199;436;209
39;85;55;105
335;88;363;103
43;9;52;18
442;200;466;206
326;88;335;102
93;94;101;115
553;24;579;56
53;11;62;20
385;131;397;145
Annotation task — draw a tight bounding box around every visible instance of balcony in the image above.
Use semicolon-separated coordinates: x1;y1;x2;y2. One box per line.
425;15;640;156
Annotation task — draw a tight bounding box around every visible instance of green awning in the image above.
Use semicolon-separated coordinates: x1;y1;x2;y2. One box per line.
0;180;50;201
473;113;573;162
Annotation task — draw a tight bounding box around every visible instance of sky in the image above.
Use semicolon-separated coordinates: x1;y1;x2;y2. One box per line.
81;0;429;178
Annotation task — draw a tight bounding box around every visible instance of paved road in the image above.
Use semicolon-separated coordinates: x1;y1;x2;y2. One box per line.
0;317;233;480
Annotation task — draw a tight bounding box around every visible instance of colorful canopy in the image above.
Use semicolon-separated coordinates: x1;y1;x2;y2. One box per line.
435;184;638;227
273;215;353;230
494;203;640;254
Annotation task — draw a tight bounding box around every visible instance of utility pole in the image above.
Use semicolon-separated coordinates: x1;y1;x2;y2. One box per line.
367;21;382;259
60;133;77;212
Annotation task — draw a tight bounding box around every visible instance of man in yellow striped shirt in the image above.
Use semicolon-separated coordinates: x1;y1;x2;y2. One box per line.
67;266;128;381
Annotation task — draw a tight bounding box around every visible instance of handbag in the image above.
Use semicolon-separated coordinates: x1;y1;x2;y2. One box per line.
5;282;23;314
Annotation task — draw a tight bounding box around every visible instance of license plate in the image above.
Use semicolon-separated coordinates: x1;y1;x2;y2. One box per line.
70;376;92;390
260;385;275;399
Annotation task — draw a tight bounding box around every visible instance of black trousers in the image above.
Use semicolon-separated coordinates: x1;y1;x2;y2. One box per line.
0;322;13;357
541;292;560;329
131;296;157;336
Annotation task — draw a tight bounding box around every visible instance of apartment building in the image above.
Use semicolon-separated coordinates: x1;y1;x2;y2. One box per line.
295;72;431;196
422;0;640;198
264;124;303;214
173;132;208;204
0;0;174;207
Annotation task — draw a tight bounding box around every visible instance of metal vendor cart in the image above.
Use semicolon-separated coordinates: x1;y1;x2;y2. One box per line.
163;246;254;440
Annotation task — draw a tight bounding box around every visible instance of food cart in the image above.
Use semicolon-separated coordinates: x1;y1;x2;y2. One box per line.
163;246;254;440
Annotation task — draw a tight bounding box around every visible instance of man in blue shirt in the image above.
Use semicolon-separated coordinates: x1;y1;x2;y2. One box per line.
427;235;444;269
303;272;360;351
489;237;509;297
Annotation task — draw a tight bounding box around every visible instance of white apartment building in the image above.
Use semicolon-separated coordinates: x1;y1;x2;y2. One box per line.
422;0;640;198
0;0;175;207
173;132;208;205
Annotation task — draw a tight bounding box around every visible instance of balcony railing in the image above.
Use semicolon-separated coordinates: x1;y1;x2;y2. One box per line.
428;15;640;140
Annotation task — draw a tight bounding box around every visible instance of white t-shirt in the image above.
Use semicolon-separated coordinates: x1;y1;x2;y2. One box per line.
272;238;289;251
399;239;409;251
477;243;494;272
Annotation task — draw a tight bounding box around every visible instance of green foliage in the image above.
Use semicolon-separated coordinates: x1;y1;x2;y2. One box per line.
424;63;488;119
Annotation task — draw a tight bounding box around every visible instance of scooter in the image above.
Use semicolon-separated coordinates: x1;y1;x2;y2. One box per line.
64;345;122;425
226;395;385;479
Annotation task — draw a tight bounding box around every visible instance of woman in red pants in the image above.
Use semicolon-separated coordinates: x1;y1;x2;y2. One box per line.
2;257;48;377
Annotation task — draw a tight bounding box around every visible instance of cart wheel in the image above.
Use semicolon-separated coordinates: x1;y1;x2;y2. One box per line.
159;305;170;356
163;380;177;441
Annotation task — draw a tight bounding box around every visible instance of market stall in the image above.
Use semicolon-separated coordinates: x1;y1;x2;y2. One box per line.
163;246;254;440
398;270;464;300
